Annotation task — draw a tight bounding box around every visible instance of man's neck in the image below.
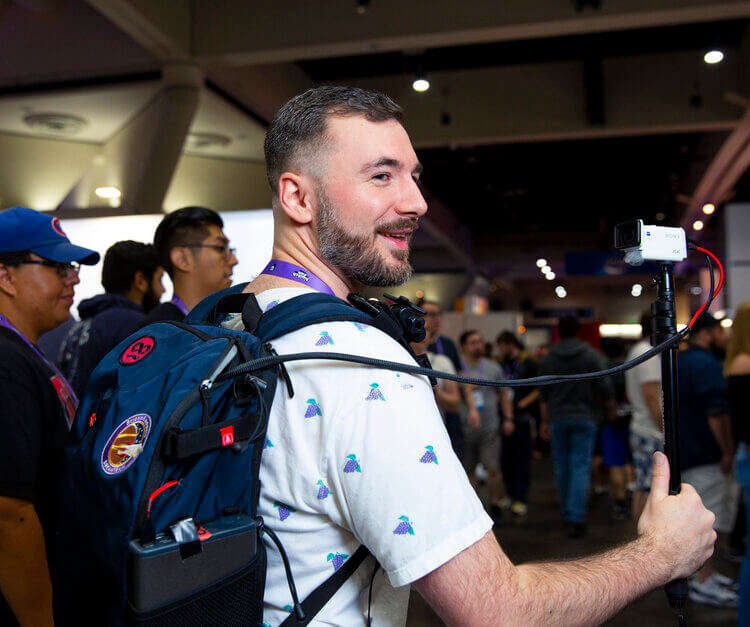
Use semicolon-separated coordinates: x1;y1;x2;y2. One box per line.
246;244;357;299
171;278;209;312
463;354;481;368
0;305;43;345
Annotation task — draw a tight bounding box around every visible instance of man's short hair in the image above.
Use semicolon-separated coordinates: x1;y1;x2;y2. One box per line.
0;250;30;266
558;315;579;339
689;312;721;339
264;86;405;197
153;206;223;278
496;330;523;350
101;241;159;295
460;329;480;346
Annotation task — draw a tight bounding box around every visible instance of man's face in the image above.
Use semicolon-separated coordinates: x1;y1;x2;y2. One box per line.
462;332;485;360
710;326;729;352
8;253;80;334
497;341;511;360
313;116;428;287
189;225;238;293
422;303;442;334
142;266;165;312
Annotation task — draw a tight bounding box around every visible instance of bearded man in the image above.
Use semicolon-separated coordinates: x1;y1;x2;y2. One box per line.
231;86;715;626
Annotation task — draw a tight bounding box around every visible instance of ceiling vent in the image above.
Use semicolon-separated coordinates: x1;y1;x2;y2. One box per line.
23;112;88;136
186;132;232;150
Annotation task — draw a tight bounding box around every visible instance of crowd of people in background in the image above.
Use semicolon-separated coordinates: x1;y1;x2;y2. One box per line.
0;200;744;622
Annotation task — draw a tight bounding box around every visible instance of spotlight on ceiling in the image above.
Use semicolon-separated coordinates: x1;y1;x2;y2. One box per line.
545;272;556;280
704;50;724;64
721;318;733;328
631;283;643;297
555;286;567;298
536;258;547;268
702;203;715;215
541;265;551;274
95;186;121;199
412;76;430;92
693;220;704;231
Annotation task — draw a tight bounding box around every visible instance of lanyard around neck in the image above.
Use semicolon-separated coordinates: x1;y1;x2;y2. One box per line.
170;294;189;316
261;260;336;296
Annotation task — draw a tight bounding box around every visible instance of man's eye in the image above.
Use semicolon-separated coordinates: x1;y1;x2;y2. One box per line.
373;173;391;182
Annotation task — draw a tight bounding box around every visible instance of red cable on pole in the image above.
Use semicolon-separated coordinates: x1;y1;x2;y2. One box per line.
688;245;724;328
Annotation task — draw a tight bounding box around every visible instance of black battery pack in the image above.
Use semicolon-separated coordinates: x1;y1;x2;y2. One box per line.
127;514;263;625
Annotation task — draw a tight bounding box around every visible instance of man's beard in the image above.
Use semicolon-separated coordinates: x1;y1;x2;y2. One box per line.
142;283;161;313
316;189;417;288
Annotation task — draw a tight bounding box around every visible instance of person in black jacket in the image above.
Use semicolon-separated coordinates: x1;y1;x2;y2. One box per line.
59;241;164;397
539;315;614;537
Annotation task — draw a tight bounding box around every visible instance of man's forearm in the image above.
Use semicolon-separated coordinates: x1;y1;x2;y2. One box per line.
514;535;670;625
707;414;733;455
0;499;54;626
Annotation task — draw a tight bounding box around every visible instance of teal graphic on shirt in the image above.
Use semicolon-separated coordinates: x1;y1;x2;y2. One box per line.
304;398;322;418
263;437;274;449
396;373;414;389
316;479;331;500
315;331;334;346
365;383;385;401
327;551;349;571
419;445;438;464
393;515;415;535
343;454;361;473
353;321;367;331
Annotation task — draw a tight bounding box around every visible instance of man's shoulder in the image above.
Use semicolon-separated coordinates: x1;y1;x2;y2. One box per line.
140;302;184;326
0;329;47;385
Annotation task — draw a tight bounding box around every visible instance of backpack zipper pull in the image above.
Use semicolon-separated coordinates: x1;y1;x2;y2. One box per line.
265;343;294;398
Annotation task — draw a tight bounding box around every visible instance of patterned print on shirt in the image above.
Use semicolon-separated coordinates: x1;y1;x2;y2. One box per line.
304;398;322;418
264;300;279;312
315;331;334;346
365;383;385;401
343;454;361;473
273;501;295;521
419;445;438;465
327;551;349;571
316;480;330;500
396;373;414;389
353;321;368;332
393;515;415;535
263;437;274;449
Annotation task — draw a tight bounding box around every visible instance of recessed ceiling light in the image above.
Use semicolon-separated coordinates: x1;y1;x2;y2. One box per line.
541;265;551;274
185;132;232;150
545;272;556;280
23;112;88;136
95;186;121;199
536;258;547;268
412;78;430;92
704;50;724;64
555;286;567;298
721;318;733;328
693;220;704;231
702;203;715;215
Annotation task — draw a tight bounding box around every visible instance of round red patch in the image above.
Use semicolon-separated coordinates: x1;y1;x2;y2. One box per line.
119;336;155;365
51;217;66;236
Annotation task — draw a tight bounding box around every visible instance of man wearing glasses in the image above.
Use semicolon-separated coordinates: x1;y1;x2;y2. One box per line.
0;206;99;626
140;206;238;325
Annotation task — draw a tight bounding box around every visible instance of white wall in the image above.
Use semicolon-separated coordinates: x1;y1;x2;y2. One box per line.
59;209;274;317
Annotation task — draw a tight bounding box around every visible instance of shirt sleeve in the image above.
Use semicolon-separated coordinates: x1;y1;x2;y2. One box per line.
316;329;492;587
0;376;43;501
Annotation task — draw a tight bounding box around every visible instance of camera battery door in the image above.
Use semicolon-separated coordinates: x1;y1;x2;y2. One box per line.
127;514;263;624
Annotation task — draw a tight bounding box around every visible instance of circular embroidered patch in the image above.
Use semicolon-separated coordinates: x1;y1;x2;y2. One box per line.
119;336;155;365
51;217;66;236
101;413;151;476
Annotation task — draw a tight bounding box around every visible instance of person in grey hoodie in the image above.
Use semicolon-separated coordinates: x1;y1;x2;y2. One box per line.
539;315;614;537
59;241;164;397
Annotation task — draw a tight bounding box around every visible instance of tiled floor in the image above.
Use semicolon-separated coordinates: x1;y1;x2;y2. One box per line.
406;457;739;626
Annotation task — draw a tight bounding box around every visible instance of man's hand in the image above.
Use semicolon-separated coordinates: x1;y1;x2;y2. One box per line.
540;421;550;441
467;408;481;432
637;452;716;580
502;419;515;437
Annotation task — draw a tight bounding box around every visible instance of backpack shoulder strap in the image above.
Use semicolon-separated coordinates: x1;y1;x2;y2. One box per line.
184;282;249;325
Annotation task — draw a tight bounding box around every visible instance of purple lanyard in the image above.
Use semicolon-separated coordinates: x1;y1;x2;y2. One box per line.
435;337;444;355
0;313;79;411
461;358;485;378
171;294;189;316
261;260;336;296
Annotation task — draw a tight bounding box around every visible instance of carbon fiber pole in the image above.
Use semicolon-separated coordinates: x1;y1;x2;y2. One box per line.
652;263;688;623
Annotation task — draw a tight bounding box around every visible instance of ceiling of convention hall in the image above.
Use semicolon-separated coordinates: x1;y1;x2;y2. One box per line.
2;0;750;288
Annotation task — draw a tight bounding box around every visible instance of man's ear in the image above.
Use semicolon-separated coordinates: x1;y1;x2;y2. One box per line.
278;172;315;225
0;264;18;298
131;271;148;295
169;247;193;274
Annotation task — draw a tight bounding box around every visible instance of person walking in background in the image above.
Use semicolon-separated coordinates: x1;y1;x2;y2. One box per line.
539;315;615;537
0;207;99;627
140;206;238;325
59;241;164;397
496;330;539;518
725;301;750;622
679;313;738;607
459;329;513;522
626;311;663;521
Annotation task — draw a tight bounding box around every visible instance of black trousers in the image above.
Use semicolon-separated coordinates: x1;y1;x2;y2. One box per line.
501;418;532;503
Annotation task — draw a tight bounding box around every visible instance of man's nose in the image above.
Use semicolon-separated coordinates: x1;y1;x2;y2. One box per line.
398;177;428;217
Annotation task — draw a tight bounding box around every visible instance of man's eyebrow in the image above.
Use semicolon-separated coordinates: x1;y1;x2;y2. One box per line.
361;157;424;176
212;234;229;244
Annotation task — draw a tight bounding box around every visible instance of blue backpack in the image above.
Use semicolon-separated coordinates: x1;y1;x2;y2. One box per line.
53;287;430;626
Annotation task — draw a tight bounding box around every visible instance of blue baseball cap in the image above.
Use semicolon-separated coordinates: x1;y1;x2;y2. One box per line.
0;207;99;265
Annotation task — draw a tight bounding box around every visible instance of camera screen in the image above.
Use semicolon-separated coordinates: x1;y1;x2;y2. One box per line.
614;221;641;249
